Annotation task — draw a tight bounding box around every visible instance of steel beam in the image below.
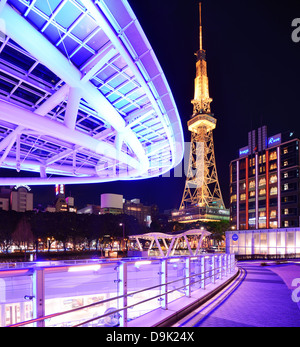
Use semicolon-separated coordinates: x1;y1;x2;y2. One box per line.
0;3;149;175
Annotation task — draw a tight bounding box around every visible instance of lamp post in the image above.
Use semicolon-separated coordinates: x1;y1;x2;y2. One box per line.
119;223;126;251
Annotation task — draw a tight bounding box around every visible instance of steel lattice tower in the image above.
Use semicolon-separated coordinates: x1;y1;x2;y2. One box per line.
179;3;225;213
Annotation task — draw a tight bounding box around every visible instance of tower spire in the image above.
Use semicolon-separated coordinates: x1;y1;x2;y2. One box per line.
199;2;203;51
191;2;212;115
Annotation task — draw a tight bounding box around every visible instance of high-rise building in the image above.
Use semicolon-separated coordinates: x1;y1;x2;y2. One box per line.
173;3;229;223
10;185;33;212
123;199;153;227
230;126;300;230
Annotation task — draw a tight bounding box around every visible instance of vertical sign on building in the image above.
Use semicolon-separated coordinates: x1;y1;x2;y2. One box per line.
55;184;65;197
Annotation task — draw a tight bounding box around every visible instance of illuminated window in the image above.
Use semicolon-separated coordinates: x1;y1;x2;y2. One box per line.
249;180;255;188
127;207;142;211
270;187;277;195
259;189;266;196
240;193;246;201
284;183;289;191
249;191;255;197
284;172;288;178
269;151;277;160
284;209;289;215
270;210;277;218
269;174;277;184
231;194;237;203
283;147;288;154
259;177;266;186
270;163;277;170
269;221;278;228
259;155;266;164
283;160;288;167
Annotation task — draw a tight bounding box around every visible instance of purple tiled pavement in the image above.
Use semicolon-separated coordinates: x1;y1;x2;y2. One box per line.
195;261;300;327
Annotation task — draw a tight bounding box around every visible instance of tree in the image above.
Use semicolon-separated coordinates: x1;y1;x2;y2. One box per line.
11;213;34;251
0;211;22;253
29;211;55;252
206;221;230;248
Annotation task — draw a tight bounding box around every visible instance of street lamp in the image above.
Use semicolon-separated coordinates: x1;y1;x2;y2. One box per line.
119;223;126;250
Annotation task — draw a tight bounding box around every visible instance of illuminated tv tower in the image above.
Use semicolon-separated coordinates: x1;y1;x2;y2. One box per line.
176;3;229;223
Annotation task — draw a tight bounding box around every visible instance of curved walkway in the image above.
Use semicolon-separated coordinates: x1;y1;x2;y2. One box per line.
176;261;300;327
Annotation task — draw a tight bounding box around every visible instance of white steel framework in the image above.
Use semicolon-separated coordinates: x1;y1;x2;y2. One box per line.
0;0;184;185
129;229;211;257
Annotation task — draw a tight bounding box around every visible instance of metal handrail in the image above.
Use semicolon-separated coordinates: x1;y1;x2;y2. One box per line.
8;259;233;327
74;264;228;327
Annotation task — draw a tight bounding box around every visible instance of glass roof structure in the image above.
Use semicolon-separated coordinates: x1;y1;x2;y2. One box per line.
0;0;184;185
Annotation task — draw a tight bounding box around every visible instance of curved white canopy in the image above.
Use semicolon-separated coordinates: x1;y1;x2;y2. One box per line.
0;0;184;185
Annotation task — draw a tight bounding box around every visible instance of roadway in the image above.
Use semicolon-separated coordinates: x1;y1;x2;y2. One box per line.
173;261;300;327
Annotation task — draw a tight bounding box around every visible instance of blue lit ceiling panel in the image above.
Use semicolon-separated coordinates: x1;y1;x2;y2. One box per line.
0;0;184;185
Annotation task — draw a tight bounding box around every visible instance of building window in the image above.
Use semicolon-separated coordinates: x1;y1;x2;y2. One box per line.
269;174;277;184
269;221;278;228
283;160;288;167
284;208;289;215
270;187;277;195
269;151;277;160
230;194;237;203
270;163;277;170
259;188;266;196
283;147;288;155
284;172;289;179
249;180;255;189
240;182;246;191
259;154;266;164
259;177;266;186
284;183;289;191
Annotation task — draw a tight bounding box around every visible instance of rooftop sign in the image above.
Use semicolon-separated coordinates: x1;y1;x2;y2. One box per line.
239;146;249;158
267;133;281;148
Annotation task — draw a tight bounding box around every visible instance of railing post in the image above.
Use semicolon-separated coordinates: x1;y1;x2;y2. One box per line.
33;268;45;327
201;256;206;289
219;254;223;279
211;256;215;284
185;257;191;297
231;254;235;273
224;254;230;276
160;259;168;310
118;262;128;327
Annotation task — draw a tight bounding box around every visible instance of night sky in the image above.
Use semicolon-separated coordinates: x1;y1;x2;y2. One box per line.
27;0;300;212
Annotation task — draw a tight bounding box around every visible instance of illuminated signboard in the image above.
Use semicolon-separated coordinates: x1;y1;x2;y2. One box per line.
239;146;249;158
267;133;281;148
14;184;31;191
55;184;65;196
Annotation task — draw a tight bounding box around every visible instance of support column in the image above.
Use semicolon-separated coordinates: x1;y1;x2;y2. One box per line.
219;254;223;279
211;256;216;284
201;256;206;289
33;268;45;327
185;257;191;297
160;259;168;310
118;262;127;327
237;160;240;230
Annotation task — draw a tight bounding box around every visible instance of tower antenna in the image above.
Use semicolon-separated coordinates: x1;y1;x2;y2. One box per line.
199;2;203;51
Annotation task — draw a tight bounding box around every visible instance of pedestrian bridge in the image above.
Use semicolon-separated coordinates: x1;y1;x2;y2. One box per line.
0;253;236;327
